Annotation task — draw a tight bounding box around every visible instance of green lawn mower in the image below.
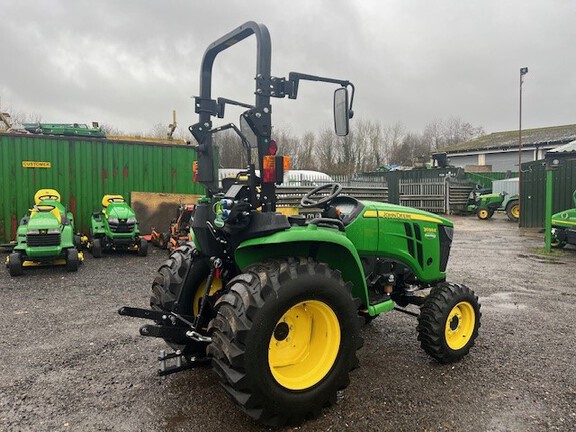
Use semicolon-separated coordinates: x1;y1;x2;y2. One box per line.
88;194;147;257
119;22;481;427
467;190;519;221
551;189;576;249
6;189;82;276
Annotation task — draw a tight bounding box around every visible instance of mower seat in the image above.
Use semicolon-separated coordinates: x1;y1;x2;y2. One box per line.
102;194;126;208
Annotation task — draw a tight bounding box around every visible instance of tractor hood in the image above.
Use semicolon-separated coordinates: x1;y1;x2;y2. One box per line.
551;208;576;228
28;212;61;230
361;201;454;227
105;203;136;220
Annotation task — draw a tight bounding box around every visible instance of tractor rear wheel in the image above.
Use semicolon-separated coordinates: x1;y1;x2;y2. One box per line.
417;283;481;363
66;248;79;272
92;238;103;258
150;244;215;353
505;200;520;222
8;253;23;276
207;257;363;427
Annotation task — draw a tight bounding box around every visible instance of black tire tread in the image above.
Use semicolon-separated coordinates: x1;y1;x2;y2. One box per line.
8;253;23;277
207;257;363;427
417;282;481;364
150;243;195;312
505;200;519;222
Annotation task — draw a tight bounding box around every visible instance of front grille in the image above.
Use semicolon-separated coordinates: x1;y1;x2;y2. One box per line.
109;220;135;233
439;225;453;272
27;233;61;247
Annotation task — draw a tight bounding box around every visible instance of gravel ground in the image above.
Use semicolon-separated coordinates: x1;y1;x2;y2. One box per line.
1;214;575;432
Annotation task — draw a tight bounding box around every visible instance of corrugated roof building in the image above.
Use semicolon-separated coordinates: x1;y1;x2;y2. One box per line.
439;124;576;172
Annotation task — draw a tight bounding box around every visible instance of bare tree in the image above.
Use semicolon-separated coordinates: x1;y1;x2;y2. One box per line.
99;123;124;136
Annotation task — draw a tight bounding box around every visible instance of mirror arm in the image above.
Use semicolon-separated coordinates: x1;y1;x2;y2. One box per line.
285;72;354;118
217;97;255;110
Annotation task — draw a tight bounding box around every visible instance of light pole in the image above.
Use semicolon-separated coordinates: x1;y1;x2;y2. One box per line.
518;67;528;223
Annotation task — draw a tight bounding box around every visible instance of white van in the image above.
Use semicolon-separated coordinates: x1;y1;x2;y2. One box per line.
218;169;332;189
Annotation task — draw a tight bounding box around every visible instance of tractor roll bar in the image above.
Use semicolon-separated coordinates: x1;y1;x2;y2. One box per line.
193;22;273;191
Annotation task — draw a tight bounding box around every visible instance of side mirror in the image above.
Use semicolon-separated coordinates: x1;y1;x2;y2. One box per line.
334;87;350;136
240;114;258;148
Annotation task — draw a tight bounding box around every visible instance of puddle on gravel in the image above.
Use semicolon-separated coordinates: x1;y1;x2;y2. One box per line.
517;253;566;265
480;292;528;312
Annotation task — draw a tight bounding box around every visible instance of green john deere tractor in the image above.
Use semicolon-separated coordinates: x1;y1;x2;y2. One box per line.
88;194;147;257
467;189;520;221
551;190;576;249
119;22;481;427
6;189;82;276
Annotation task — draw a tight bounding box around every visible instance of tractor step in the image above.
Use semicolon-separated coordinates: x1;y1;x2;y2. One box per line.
158;349;210;376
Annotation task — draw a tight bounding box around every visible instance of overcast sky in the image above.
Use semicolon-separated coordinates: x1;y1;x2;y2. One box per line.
1;0;575;138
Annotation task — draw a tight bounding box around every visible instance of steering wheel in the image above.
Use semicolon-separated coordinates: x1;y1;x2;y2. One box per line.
300;183;343;208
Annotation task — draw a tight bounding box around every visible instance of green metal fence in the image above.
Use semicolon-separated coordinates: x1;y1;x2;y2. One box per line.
0;133;204;242
520;159;576;228
464;172;518;189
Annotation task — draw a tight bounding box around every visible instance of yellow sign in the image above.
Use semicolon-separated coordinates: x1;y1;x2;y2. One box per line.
22;161;52;168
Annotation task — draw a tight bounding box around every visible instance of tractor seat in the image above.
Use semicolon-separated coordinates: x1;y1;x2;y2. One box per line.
102;194;125;208
30;205;62;224
287;215;307;226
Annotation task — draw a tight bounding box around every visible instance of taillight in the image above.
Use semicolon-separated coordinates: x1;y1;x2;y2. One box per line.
193;161;198;182
263;155;290;184
263;155;275;183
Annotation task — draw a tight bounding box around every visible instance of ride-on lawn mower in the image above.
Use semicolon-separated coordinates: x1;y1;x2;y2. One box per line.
89;194;147;257
467;190;520;221
551;189;576;248
6;189;82;276
119;22;481;427
150;204;195;251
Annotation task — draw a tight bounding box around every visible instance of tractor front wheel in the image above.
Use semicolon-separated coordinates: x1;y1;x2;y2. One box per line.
8;253;23;276
207;257;363;427
137;238;148;257
66;248;79;272
91;238;103;258
506;200;520;222
551;230;566;249
417;283;481;363
476;208;493;220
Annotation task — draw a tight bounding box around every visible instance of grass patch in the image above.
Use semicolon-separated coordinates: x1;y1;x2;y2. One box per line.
530;247;565;258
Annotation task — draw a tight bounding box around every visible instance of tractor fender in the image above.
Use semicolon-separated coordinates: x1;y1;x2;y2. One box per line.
234;225;369;307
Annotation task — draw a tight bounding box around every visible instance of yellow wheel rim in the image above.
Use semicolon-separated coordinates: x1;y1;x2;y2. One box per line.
193;277;222;316
478;209;489;219
511;204;520;219
268;300;341;390
445;301;475;350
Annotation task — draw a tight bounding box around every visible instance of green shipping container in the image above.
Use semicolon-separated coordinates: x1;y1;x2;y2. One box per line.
0;133;204;243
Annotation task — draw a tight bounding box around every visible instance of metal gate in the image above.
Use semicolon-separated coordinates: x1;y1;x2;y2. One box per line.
399;177;473;214
400;177;447;213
